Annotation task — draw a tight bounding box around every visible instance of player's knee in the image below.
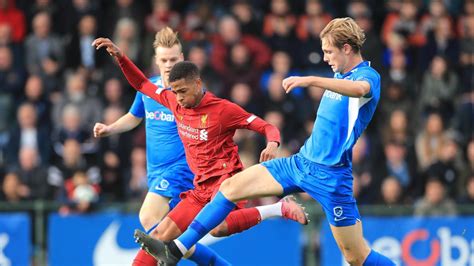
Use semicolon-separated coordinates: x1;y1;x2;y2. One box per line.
209;223;228;237
340;247;366;266
139;213;158;232
219;178;240;201
151;227;175;242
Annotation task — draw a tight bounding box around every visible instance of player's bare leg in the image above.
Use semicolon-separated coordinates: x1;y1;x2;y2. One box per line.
135;164;308;264
139;193;170;231
330;221;371;265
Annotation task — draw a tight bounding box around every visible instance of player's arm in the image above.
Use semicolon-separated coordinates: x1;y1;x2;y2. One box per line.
93;113;142;138
223;102;281;162
282;76;371;97
92;38;173;108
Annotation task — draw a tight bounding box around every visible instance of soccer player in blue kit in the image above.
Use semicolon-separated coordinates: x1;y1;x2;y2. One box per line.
93;27;228;265
135;18;396;265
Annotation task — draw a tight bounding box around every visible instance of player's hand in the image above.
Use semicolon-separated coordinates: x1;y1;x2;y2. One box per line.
92;38;123;59
259;141;279;162
93;122;111;138
282;76;310;94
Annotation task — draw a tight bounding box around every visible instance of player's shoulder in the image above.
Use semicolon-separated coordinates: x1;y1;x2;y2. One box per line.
148;75;164;87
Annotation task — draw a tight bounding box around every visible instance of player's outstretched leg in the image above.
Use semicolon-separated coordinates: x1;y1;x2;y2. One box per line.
134;230;182;265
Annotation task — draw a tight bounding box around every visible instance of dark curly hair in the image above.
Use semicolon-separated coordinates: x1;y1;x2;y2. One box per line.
169;61;200;83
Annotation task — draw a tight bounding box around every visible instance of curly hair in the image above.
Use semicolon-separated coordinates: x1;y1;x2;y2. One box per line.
169;61;200;83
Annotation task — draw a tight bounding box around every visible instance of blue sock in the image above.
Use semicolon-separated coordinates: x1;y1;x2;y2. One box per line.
188;243;231;266
177;192;236;250
363;249;395;266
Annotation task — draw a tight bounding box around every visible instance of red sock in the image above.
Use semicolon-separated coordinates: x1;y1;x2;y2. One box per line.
132;249;157;266
225;207;261;235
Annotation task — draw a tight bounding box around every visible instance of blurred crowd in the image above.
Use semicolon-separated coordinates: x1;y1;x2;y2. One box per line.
0;0;472;216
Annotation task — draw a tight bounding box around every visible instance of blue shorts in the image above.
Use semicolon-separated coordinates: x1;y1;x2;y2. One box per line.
262;153;360;226
148;164;194;209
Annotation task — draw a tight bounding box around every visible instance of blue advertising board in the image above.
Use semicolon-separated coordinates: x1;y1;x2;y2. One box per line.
321;216;474;266
0;213;31;266
48;213;302;266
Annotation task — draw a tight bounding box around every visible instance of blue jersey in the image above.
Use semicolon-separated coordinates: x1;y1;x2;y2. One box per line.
129;76;190;177
299;61;380;166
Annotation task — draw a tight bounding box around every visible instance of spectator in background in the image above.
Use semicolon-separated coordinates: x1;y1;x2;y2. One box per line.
379;83;413;126
348;0;383;72
5;102;50;166
414;177;457;216
352;134;376;204
1;172;28;202
96;106;131;202
103;0;144;38
262;0;298;56
419;55;458;119
260;51;303;97
0;0;26;43
231;0;262;36
378;176;406;205
24;11;64;92
58;0;100;38
295;7;328;73
296;0;331;41
418;0;452;38
220;43;261;97
0;45;23;149
52;71;103;131
381;51;417;99
10;147;51;200
211;15;271;79
23;0;60;34
0;23;23;68
113;17;140;63
426;131;466;198
419;15;459;70
48;139;100;199
59;170;99;214
180;2;216;43
126;146;147;201
52;104;95;157
65;14;105;72
458;175;474;204
458;15;474;93
457;0;474;38
229;83;261;116
416;112;448;171
21;75;51;129
101;77;130;110
379;139;417;193
187;45;221;96
382;0;425;47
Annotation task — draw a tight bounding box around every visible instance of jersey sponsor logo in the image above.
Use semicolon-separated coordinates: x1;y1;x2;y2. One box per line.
177;122;209;141
145;110;175;122
323;90;343;101
199;129;208;141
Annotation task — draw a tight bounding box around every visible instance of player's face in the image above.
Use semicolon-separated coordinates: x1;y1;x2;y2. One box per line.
170;78;203;108
155;45;184;84
322;37;350;74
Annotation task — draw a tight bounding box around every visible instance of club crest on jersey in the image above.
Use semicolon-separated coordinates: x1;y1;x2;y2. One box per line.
200;114;208;127
177;115;183;121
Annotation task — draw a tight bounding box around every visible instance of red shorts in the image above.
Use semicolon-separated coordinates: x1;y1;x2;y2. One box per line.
167;172;247;233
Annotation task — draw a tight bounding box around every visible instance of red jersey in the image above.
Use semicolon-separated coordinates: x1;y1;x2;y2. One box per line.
118;56;280;184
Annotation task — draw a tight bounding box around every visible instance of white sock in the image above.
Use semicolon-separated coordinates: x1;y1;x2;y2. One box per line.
256;202;282;220
174;239;188;255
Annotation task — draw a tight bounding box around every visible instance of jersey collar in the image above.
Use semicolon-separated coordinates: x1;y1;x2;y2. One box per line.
336;61;370;78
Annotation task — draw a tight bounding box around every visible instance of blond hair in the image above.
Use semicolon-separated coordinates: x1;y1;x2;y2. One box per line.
320;17;366;53
153;26;182;50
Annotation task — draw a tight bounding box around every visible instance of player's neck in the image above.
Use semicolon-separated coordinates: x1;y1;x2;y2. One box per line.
190;90;205;108
341;54;364;75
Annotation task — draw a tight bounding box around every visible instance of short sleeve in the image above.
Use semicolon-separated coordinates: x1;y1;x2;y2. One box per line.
129;92;145;118
355;68;380;98
220;101;256;129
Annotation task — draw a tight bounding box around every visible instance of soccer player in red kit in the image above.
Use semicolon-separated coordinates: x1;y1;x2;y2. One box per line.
93;37;308;263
